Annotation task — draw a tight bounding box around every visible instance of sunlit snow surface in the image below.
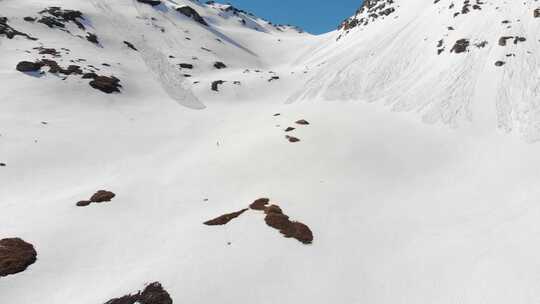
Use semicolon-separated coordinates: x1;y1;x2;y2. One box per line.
1;0;540;303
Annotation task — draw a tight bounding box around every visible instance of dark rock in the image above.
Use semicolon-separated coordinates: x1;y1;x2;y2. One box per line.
499;36;513;46
76;200;91;207
0;163;5;167
495;61;505;67
89;76;122;93
104;282;173;304
23;17;36;22
178;63;193;69
268;76;279;82
123;41;138;51
284;127;295;132
249;198;270;210
295;119;310;125
90;190;116;203
0;16;37;40
0;238;37;277
204;209;248;226
38;7;85;30
16;61;43;72
82;72;98;79
285;135;300;143
176;6;209;26
263;205;313;244
36;47;61;56
213;61;226;69
534;8;540;18
211;80;225;91
86;33;99;44
450;38;469;53
136;0;162;6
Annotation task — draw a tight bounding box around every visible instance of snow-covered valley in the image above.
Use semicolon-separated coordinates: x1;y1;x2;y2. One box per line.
2;0;540;303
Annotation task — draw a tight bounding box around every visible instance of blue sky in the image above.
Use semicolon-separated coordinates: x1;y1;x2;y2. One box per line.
225;0;363;34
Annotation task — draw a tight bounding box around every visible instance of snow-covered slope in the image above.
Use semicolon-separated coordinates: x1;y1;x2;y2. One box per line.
2;0;540;303
293;0;540;141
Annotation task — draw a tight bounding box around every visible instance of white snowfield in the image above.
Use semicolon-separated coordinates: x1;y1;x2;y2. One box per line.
1;0;540;303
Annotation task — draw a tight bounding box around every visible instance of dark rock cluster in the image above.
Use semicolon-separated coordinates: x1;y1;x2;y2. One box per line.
16;58;121;93
176;6;208;26
37;7;85;30
338;0;396;32
204;197;313;244
0;16;37;40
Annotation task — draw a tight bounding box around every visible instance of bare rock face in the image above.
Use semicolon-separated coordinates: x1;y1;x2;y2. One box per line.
0;238;37;277
104;282;173;304
176;6;208;26
204;209;248;225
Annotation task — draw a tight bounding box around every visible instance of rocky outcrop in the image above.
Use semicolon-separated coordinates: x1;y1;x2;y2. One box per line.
77;190;116;206
0;238;37;277
176;6;208;26
88;76;122;93
136;0;162;6
205;198;313;244
263;205;313;244
16;61;44;73
104;282;172;304
450;39;470;53
213;61;226;69
204;209;248;225
38;7;85;30
0;16;37;40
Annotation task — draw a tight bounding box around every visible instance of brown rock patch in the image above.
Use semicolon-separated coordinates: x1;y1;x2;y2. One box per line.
286;135;300;143
249;198;270;210
0;238;37;277
104;281;172;304
204;208;248;226
76;190;116;207
263;204;313;244
295;119;310;125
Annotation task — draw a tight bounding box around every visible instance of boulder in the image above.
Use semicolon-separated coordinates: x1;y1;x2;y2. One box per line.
0;238;37;277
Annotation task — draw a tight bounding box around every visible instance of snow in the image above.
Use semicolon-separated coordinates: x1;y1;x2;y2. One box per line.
1;0;540;303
